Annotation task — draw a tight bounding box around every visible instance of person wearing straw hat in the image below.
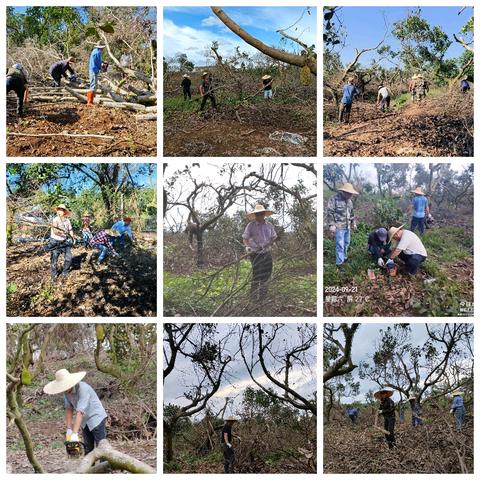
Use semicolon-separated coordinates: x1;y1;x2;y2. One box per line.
220;416;241;473
200;71;217;111
449;389;465;429
242;204;277;299
413;73;429;102
49;57;76;88
376;83;392;113
327;183;359;267
87;43;106;106
88;229;120;263
408;393;423;427
81;212;94;246
407;187;430;235
46;204;75;281
181;73;192;100
387;224;427;275
375;388;396;449
261;74;273;100
43;369;107;455
339;77;360;123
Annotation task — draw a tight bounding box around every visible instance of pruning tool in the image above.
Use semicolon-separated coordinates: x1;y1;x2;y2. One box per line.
64;440;85;458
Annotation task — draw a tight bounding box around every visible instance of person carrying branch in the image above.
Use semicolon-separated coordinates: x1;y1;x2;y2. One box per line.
49;57;76;87
327;183;359;268
377;83;392;113
200;72;217;111
387;224;427;276
87;43;106;106
111;217;134;251
339;77;360;123
47;204;75;281
375;389;396;449
242;204;277;300
181;74;192;100
407;187;430;235
220;416;241;473
408;394;423;427
89;229;120;263
261;74;273;100
6;63;28;117
43;369;108;456
450;389;465;429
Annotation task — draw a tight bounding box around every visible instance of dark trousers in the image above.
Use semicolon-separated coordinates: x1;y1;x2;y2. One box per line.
339;102;352;123
368;243;390;261
82;418;107;455
384;416;396;449
51;72;63;87
200;93;216;110
250;251;273;299
7;76;25;115
183;88;191;100
222;444;235;473
398;251;426;275
47;238;72;279
380;96;390;112
349;414;357;424
411;216;425;234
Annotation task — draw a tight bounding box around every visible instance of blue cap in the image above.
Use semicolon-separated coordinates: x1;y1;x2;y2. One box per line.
376;228;388;241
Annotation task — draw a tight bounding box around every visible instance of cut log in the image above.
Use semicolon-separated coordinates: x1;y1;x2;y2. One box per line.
7;132;114;140
64;87;87;104
145;106;157;113
30;96;78;102
74;439;155;474
102;102;146;112
135;113;157;121
136;94;157;106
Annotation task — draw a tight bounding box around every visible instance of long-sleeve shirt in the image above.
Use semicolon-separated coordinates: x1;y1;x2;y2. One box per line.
181;78;192;91
89;230;118;255
242;221;277;253
49;60;74;78
380;397;396;418
64;381;107;430
89;48;103;74
112;220;133;240
341;84;359;104
50;216;73;241
327;192;355;230
451;395;464;411
6;67;28;84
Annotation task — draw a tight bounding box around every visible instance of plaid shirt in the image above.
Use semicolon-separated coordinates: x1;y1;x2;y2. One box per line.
89;230;117;255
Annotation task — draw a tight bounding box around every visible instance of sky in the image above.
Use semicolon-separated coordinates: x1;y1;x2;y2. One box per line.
163;6;316;65
328;7;473;66
164;323;317;417
326;323;473;404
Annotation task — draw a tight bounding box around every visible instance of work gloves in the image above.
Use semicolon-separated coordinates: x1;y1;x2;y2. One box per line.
386;259;394;266
70;432;79;442
449;409;454;414
245;246;252;253
66;428;73;441
329;225;336;234
227;443;232;448
377;258;385;267
378;410;383;414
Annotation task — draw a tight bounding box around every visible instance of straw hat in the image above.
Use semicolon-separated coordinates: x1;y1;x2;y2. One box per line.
94;43;106;49
411;187;425;195
54;204;71;215
247;204;274;221
183;74;190;78
451;389;464;396
105;228;120;237
82;211;92;218
408;394;417;400
67;57;75;63
43;369;86;395
388;224;405;242
411;74;419;80
374;389;394;400
202;71;209;77
225;416;238;422
262;74;272;80
338;183;359;195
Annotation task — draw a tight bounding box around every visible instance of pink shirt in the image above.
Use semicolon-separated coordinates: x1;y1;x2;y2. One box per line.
242;220;277;252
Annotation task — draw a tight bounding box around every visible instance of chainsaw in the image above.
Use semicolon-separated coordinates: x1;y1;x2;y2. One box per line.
64;440;84;458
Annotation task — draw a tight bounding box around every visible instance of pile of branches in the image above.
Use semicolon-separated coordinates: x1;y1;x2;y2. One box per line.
108;398;156;441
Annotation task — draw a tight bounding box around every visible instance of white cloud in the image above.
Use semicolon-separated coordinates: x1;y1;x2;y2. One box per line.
200;15;223;28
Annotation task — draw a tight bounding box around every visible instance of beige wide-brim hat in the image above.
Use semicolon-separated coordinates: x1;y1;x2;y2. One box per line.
67;57;75;63
202;71;209;77
411;74;419;80
388;224;405;242
411;187;425;195
374;389;394;400
183;74;190;78
53;204;71;216
225;416;238;422
451;389;464;396
43;369;86;395
408;394;417;400
247;204;274;221
262;74;272;80
94;44;106;49
82;211;92;218
105;228;120;237
338;183;359;195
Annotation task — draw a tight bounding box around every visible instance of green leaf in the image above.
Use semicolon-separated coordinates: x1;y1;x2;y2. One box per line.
85;26;97;37
99;22;114;34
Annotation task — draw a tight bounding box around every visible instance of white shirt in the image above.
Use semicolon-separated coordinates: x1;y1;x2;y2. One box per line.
396;230;427;257
51;216;72;241
378;87;390;99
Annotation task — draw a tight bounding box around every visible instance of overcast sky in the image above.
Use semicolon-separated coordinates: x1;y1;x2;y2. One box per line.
164;323;317;417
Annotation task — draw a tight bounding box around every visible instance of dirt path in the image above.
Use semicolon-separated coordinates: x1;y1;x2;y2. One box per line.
323;95;473;157
7;100;157;157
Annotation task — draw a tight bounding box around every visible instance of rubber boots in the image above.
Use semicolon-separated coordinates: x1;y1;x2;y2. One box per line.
86;91;94;106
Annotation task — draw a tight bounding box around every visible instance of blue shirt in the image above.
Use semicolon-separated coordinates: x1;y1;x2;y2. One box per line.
64;381;107;430
451;395;464;410
112;220;133;239
411;195;428;218
89;48;103;74
347;408;358;416
341;84;359;104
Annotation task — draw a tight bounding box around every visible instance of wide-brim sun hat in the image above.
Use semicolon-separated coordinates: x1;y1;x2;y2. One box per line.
388;224;405;242
338;183;359;195
225;416;238;422
43;369;86;395
411;187;425;195
408;394;417;400
451;389;464;396
94;43;106;49
374;389;394;400
183;74;190;78
82;211;92;218
53;204;71;216
202;71;209;77
262;74;272;80
247;204;274;221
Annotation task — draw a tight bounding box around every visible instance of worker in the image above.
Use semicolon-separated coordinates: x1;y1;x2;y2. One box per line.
377;83;392;112
339;77;360;123
408;74;418;102
6;63;28;117
111;217;134;250
407;187;430;235
460;77;470;93
200;72;216;111
408;394;423;427
368;227;390;266
346;406;359;424
327;183;359;267
49;57;76;87
43;369;107;455
413;74;429;102
387;224;427;275
262;74;273;100
242;204;277;300
46;204;75;281
450;389;465;429
87;43;106;106
220;416;241;473
81;212;94;245
89;229;120;263
181;73;192;100
375;389;396;449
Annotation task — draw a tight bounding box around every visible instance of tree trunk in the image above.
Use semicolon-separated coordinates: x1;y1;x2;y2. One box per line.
164;423;174;463
196;229;205;267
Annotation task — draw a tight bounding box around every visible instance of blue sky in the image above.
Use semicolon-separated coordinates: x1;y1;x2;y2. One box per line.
163;6;316;65
329;7;473;66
